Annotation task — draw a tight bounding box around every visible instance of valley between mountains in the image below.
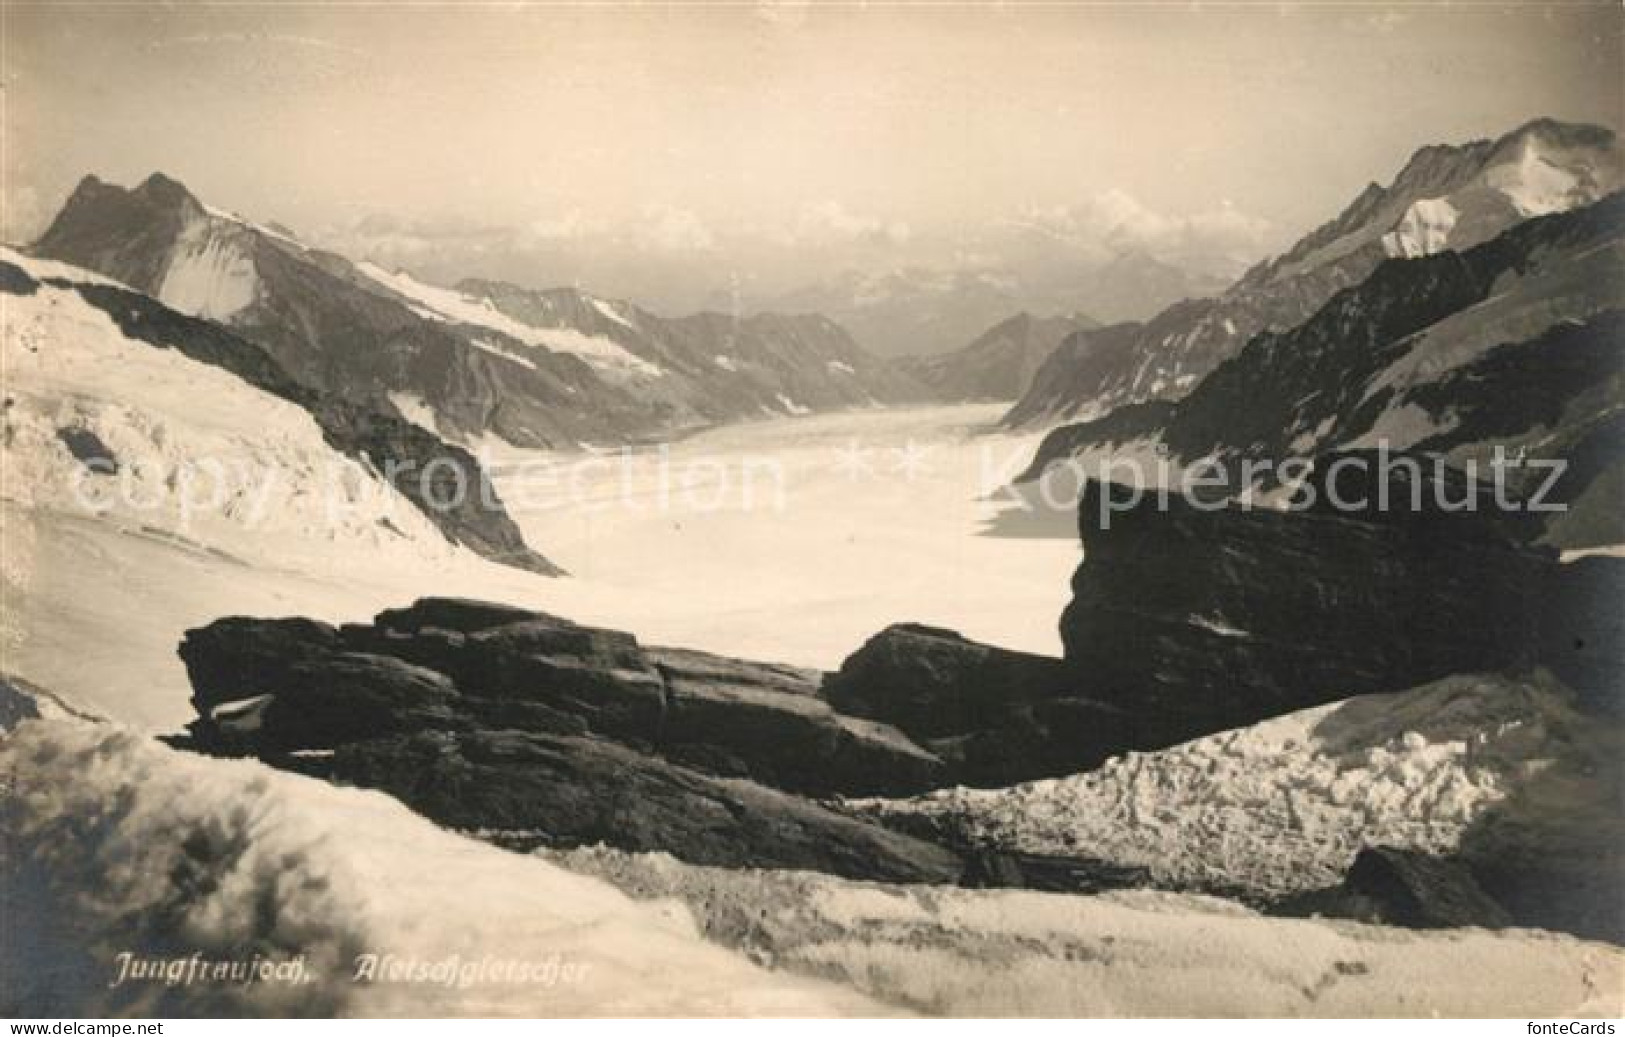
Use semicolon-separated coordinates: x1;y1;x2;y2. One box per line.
4;116;1624;1018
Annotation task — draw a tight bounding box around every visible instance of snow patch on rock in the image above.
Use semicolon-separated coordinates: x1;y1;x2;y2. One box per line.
355;263;661;377
1382;198;1460;259
156;214;259;320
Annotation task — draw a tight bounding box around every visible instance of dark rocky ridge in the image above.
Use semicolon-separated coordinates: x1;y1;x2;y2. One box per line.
1002;119;1621;430
1019;192;1625;549
0;258;560;575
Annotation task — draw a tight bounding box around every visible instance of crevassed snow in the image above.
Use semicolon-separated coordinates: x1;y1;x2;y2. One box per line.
856;672;1621;900
6;699;1616;1018
0;710;884;1017
354;263;661;376
1;253;449;567
0;251;522;729
1381;197;1460;259
156;214;259;320
557;845;1622;1018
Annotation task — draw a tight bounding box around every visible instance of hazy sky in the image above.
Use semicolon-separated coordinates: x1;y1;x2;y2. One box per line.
4;2;1620;306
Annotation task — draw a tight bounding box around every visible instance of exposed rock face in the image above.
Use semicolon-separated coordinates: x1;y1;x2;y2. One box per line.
1061;475;1623;737
310;728;961;884
174;599;963;882
1289;847;1514;931
1326;851;1514;936
823;624;1141;785
897;313;1098;403
1018;188;1625;551
1004;119;1622;429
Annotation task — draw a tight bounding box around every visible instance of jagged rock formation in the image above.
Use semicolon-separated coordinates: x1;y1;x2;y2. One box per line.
32;173;928;450
0;253;559;575
896;312;1098;402
1005;119;1622;429
174;598;963;882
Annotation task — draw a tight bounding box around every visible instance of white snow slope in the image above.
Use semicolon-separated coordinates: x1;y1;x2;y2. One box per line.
556;846;1623;1017
0;706;884;1017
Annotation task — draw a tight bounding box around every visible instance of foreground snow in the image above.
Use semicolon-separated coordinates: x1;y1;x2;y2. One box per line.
854;673;1622;899
555;846;1622;1017
4;701;1617;1018
0;707;885;1017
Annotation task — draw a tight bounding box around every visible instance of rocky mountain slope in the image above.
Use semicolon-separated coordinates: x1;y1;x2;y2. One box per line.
1020;191;1625;547
1004;119;1622;428
30;173;929;450
897;312;1099;402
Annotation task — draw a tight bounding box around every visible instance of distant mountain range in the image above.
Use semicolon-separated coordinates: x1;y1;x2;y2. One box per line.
31;173;932;451
898;313;1099;403
768;252;1222;360
1004;119;1623;429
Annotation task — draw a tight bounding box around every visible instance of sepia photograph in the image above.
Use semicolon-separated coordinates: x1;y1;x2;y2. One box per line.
0;0;1622;1023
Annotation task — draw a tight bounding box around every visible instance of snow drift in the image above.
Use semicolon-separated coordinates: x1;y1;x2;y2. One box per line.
0;700;884;1017
556;845;1623;1017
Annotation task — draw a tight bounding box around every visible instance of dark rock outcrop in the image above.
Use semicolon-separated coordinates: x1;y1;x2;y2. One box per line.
297;728;961;884
53;427;118;474
1277;847;1514;931
1060;475;1623;737
174;599;965;882
823;624;1140;784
